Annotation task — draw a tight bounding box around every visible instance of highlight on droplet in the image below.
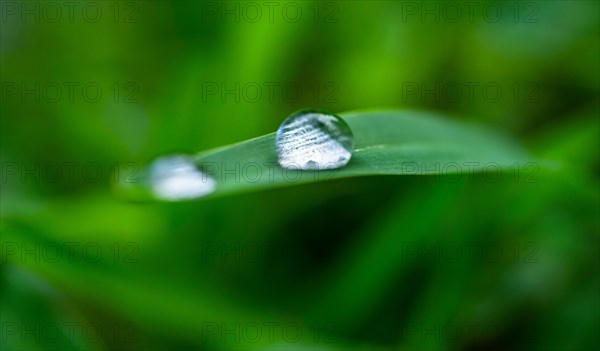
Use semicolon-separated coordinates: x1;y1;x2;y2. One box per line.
275;109;355;170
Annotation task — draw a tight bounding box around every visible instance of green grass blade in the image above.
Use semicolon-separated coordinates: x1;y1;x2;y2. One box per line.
113;110;530;200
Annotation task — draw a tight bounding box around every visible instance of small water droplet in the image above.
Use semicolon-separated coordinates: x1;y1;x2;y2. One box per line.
149;155;216;201
275;109;354;170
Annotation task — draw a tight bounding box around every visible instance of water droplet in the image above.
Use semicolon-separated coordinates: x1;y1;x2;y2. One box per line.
275;109;354;170
149;155;216;201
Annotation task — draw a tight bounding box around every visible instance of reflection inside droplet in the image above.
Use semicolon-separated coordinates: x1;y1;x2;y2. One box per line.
149;155;216;201
275;109;354;170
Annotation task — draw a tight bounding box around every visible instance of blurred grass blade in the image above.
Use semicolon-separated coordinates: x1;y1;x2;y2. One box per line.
113;110;530;201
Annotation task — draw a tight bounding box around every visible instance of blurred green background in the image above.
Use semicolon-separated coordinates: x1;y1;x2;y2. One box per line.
1;0;598;350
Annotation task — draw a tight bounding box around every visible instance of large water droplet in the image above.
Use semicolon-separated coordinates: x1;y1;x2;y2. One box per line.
149;155;216;201
275;109;354;170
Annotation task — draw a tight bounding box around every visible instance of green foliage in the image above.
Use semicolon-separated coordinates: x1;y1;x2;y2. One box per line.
1;1;598;350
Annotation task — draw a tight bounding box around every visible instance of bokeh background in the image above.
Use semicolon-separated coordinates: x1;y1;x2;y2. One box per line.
1;1;599;350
